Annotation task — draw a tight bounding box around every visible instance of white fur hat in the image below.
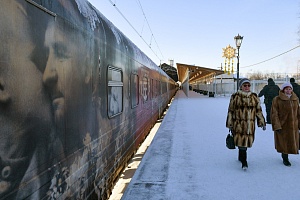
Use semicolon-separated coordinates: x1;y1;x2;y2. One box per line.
281;82;293;91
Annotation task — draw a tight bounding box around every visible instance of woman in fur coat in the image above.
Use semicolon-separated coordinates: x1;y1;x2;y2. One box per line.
226;78;266;170
271;82;300;166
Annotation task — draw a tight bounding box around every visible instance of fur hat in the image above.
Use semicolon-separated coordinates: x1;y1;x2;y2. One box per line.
239;78;250;89
281;82;293;91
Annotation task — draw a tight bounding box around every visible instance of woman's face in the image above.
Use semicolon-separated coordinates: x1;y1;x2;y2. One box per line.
0;1;52;149
0;0;52;194
283;87;292;95
241;83;251;92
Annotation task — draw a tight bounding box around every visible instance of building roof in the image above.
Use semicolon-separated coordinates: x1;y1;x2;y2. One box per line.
176;63;224;83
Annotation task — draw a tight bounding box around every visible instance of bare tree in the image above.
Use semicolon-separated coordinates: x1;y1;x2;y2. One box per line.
247;71;264;80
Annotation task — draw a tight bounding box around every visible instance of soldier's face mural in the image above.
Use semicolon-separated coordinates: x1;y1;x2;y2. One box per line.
45;22;87;111
43;17;98;198
43;20;94;154
0;0;52;196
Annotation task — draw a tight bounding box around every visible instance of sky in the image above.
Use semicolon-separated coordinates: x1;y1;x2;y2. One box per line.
119;90;300;200
88;0;300;76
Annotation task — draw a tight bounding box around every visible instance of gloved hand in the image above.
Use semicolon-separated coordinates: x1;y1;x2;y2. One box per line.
262;126;266;131
276;129;281;134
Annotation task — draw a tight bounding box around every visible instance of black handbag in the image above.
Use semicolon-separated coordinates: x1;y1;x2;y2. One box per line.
226;131;235;149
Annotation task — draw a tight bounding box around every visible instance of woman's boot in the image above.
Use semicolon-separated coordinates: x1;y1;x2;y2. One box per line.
282;153;291;166
240;150;248;170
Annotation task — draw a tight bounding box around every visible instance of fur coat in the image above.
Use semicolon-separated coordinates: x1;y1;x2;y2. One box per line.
226;90;266;147
271;91;300;154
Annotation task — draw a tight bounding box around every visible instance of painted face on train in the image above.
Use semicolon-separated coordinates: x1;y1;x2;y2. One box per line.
43;19;94;153
0;0;52;196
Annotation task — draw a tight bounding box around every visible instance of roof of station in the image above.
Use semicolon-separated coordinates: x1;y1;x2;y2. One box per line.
176;63;224;83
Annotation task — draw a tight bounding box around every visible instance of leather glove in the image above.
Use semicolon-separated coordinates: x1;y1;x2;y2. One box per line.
276;129;281;134
262;126;266;131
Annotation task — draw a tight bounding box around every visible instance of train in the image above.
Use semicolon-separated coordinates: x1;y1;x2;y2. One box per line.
0;0;177;199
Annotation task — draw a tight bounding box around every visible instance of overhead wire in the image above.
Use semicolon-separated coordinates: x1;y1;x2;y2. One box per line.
107;0;299;69
242;45;300;68
107;0;164;62
136;0;164;61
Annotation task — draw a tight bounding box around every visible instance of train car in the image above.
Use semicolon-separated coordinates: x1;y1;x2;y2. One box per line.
0;0;177;199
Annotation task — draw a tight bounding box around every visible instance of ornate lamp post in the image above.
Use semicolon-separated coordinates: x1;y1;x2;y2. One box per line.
234;34;243;91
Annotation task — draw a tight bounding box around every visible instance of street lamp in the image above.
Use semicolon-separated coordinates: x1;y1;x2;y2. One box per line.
234;34;243;91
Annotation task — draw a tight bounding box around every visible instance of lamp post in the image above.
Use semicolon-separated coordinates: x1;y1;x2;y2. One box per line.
234;34;243;91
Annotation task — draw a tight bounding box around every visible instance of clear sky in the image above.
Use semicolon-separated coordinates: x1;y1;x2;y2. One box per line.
88;0;300;75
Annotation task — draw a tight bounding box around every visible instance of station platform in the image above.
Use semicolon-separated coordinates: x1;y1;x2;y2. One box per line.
121;90;300;200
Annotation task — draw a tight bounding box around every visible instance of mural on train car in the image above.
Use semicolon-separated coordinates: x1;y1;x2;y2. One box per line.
0;1;54;199
0;0;176;199
0;0;101;199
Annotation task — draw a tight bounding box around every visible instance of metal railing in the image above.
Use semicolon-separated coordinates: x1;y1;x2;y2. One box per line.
191;79;291;96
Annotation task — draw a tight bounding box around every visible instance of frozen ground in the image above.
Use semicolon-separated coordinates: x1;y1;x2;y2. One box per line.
121;90;300;200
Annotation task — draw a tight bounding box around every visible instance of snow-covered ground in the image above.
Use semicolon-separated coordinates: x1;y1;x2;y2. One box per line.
121;90;300;200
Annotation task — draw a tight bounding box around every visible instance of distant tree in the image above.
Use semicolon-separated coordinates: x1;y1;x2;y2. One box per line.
263;72;277;80
247;71;264;80
245;71;298;81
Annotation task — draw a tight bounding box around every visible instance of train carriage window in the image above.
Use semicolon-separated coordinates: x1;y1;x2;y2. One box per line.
130;73;139;108
151;79;154;99
107;66;123;118
162;81;167;94
141;76;148;102
155;80;159;97
159;81;162;95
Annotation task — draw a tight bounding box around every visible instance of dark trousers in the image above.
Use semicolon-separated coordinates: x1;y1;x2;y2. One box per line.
265;104;272;123
238;147;247;161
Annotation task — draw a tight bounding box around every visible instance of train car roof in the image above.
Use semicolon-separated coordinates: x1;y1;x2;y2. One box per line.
75;0;166;75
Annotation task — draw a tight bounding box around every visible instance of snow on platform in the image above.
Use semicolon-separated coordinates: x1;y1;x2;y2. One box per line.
122;90;300;200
